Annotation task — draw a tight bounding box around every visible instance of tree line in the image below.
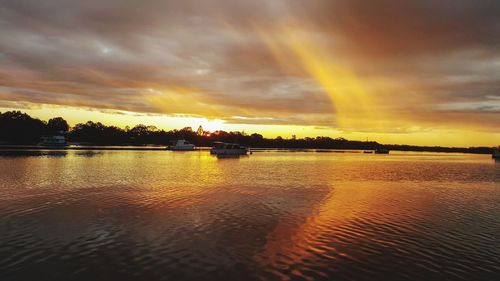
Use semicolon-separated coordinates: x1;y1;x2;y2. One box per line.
0;110;494;154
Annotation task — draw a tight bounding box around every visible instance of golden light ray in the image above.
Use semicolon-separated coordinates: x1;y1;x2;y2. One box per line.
258;24;388;131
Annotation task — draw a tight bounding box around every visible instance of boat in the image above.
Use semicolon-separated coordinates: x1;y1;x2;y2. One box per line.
38;135;67;147
374;148;390;154
210;142;249;156
493;147;500;159
167;139;195;151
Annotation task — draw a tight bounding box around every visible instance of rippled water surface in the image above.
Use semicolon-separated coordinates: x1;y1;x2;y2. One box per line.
0;150;499;280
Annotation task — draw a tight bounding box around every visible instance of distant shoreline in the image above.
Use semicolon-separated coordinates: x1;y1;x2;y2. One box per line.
0;145;493;155
1;111;496;155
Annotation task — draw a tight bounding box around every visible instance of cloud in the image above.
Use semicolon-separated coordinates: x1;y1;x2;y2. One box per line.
295;0;500;57
0;0;499;132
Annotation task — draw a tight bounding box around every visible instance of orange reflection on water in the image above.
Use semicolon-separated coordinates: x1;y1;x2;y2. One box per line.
253;180;433;274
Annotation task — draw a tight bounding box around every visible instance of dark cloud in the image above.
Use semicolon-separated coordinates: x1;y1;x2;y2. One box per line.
297;0;500;57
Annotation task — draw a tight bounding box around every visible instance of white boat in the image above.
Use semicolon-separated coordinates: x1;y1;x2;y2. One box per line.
168;139;195;151
210;142;249;155
38;135;67;147
493;147;500;159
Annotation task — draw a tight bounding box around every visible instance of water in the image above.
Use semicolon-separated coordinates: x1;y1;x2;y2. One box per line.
0;150;499;280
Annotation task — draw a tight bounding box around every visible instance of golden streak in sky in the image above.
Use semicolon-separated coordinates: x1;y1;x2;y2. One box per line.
259;25;387;131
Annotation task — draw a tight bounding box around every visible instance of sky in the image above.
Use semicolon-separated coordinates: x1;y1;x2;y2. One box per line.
1;0;500;146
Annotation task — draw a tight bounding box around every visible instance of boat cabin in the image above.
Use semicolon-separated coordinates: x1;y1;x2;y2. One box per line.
39;135;67;146
211;142;249;155
168;139;195;151
212;142;245;149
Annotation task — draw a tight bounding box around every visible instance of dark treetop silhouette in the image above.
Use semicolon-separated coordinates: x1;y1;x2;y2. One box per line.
0;111;494;154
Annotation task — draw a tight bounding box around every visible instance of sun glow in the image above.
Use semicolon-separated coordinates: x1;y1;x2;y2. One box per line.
195;118;226;132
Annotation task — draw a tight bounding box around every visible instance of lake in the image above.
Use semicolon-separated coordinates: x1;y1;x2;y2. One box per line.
0;150;499;280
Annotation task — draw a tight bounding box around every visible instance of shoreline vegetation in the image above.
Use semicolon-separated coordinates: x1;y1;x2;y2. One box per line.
0;110;495;154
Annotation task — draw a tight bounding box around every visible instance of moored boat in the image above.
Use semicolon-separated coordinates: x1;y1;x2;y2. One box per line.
493;147;500;159
210;142;249;156
374;147;390;154
167;139;195;151
38;135;67;147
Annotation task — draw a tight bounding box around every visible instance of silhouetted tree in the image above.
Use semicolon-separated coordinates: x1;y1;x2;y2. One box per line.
47;117;69;133
197;125;204;136
0;111;46;144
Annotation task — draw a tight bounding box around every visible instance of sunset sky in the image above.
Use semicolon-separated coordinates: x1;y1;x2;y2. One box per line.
1;0;499;146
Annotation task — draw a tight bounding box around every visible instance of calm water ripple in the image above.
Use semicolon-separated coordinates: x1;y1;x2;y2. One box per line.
0;150;499;280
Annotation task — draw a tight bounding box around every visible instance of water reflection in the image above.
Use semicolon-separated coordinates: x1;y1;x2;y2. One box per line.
215;154;249;159
0;150;108;158
74;150;103;157
0;151;498;281
0;150;68;158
